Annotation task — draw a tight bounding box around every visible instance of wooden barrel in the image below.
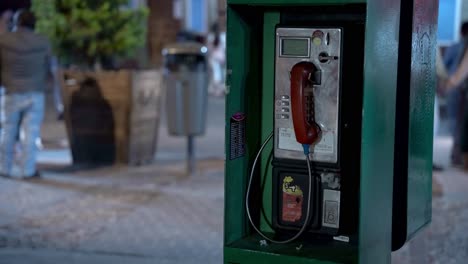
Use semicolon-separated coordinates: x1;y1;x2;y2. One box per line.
61;69;162;165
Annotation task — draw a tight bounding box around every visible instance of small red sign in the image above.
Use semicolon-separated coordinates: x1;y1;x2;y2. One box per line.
282;192;303;223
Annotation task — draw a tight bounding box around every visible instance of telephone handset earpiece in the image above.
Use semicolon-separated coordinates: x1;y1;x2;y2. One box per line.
290;61;321;151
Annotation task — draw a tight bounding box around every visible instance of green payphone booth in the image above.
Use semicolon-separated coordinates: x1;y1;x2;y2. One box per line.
224;0;438;263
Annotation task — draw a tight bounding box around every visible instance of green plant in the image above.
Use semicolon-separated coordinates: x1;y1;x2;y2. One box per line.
32;0;149;69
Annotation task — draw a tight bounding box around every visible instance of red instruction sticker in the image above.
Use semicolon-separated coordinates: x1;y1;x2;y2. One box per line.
281;176;303;223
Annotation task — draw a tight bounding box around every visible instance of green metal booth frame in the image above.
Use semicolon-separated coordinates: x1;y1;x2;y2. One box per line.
224;0;438;263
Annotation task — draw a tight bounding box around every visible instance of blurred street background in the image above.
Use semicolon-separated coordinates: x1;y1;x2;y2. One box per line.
0;0;468;263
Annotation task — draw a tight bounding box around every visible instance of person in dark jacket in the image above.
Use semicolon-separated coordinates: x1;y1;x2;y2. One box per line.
0;10;59;179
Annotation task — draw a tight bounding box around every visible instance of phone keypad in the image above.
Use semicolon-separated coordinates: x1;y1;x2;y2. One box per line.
277;95;290;119
277;94;314;122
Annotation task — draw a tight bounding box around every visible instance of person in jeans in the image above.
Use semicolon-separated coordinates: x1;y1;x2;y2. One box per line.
0;10;58;179
0;10;13;127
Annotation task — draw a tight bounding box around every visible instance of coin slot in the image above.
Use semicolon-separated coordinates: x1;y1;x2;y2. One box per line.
318;52;338;63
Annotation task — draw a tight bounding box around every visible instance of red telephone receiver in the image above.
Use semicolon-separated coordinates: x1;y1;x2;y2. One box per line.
290;61;321;146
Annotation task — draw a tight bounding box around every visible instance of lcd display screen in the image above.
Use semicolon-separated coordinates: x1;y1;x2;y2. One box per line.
281;38;309;57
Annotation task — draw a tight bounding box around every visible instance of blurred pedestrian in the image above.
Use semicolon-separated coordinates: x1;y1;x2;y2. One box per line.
0;10;13;34
446;34;468;170
433;47;448;170
443;22;468;165
207;23;226;97
0;10;13;145
0;10;59;179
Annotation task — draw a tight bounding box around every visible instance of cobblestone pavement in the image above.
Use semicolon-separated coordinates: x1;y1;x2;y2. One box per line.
392;137;468;264
0;160;224;264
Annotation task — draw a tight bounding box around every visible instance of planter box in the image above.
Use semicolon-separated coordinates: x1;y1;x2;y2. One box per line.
61;69;162;165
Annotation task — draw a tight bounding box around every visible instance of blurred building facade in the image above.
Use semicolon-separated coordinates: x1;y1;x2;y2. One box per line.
147;0;226;67
0;0;226;68
147;0;182;67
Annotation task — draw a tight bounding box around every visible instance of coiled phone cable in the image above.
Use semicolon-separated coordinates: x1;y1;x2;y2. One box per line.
245;132;313;244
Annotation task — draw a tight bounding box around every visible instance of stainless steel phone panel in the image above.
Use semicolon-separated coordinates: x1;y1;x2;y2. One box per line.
274;27;342;163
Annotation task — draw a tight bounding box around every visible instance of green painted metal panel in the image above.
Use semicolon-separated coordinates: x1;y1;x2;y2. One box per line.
227;0;365;5
406;0;437;238
358;0;401;263
259;11;280;233
225;247;350;264
225;234;358;263
391;0;437;250
224;7;248;245
224;6;264;244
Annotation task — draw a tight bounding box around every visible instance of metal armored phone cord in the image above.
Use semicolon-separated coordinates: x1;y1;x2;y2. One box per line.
245;132;313;244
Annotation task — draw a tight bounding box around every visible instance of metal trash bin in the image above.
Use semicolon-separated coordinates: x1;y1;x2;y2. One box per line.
162;42;208;136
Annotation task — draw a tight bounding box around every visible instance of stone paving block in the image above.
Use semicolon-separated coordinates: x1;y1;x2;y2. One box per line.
392;137;468;264
77;181;223;262
0;249;162;264
0;156;224;263
0;180;78;226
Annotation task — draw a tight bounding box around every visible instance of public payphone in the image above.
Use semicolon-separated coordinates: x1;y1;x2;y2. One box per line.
274;27;340;164
225;1;437;262
272;27;342;236
246;20;365;243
